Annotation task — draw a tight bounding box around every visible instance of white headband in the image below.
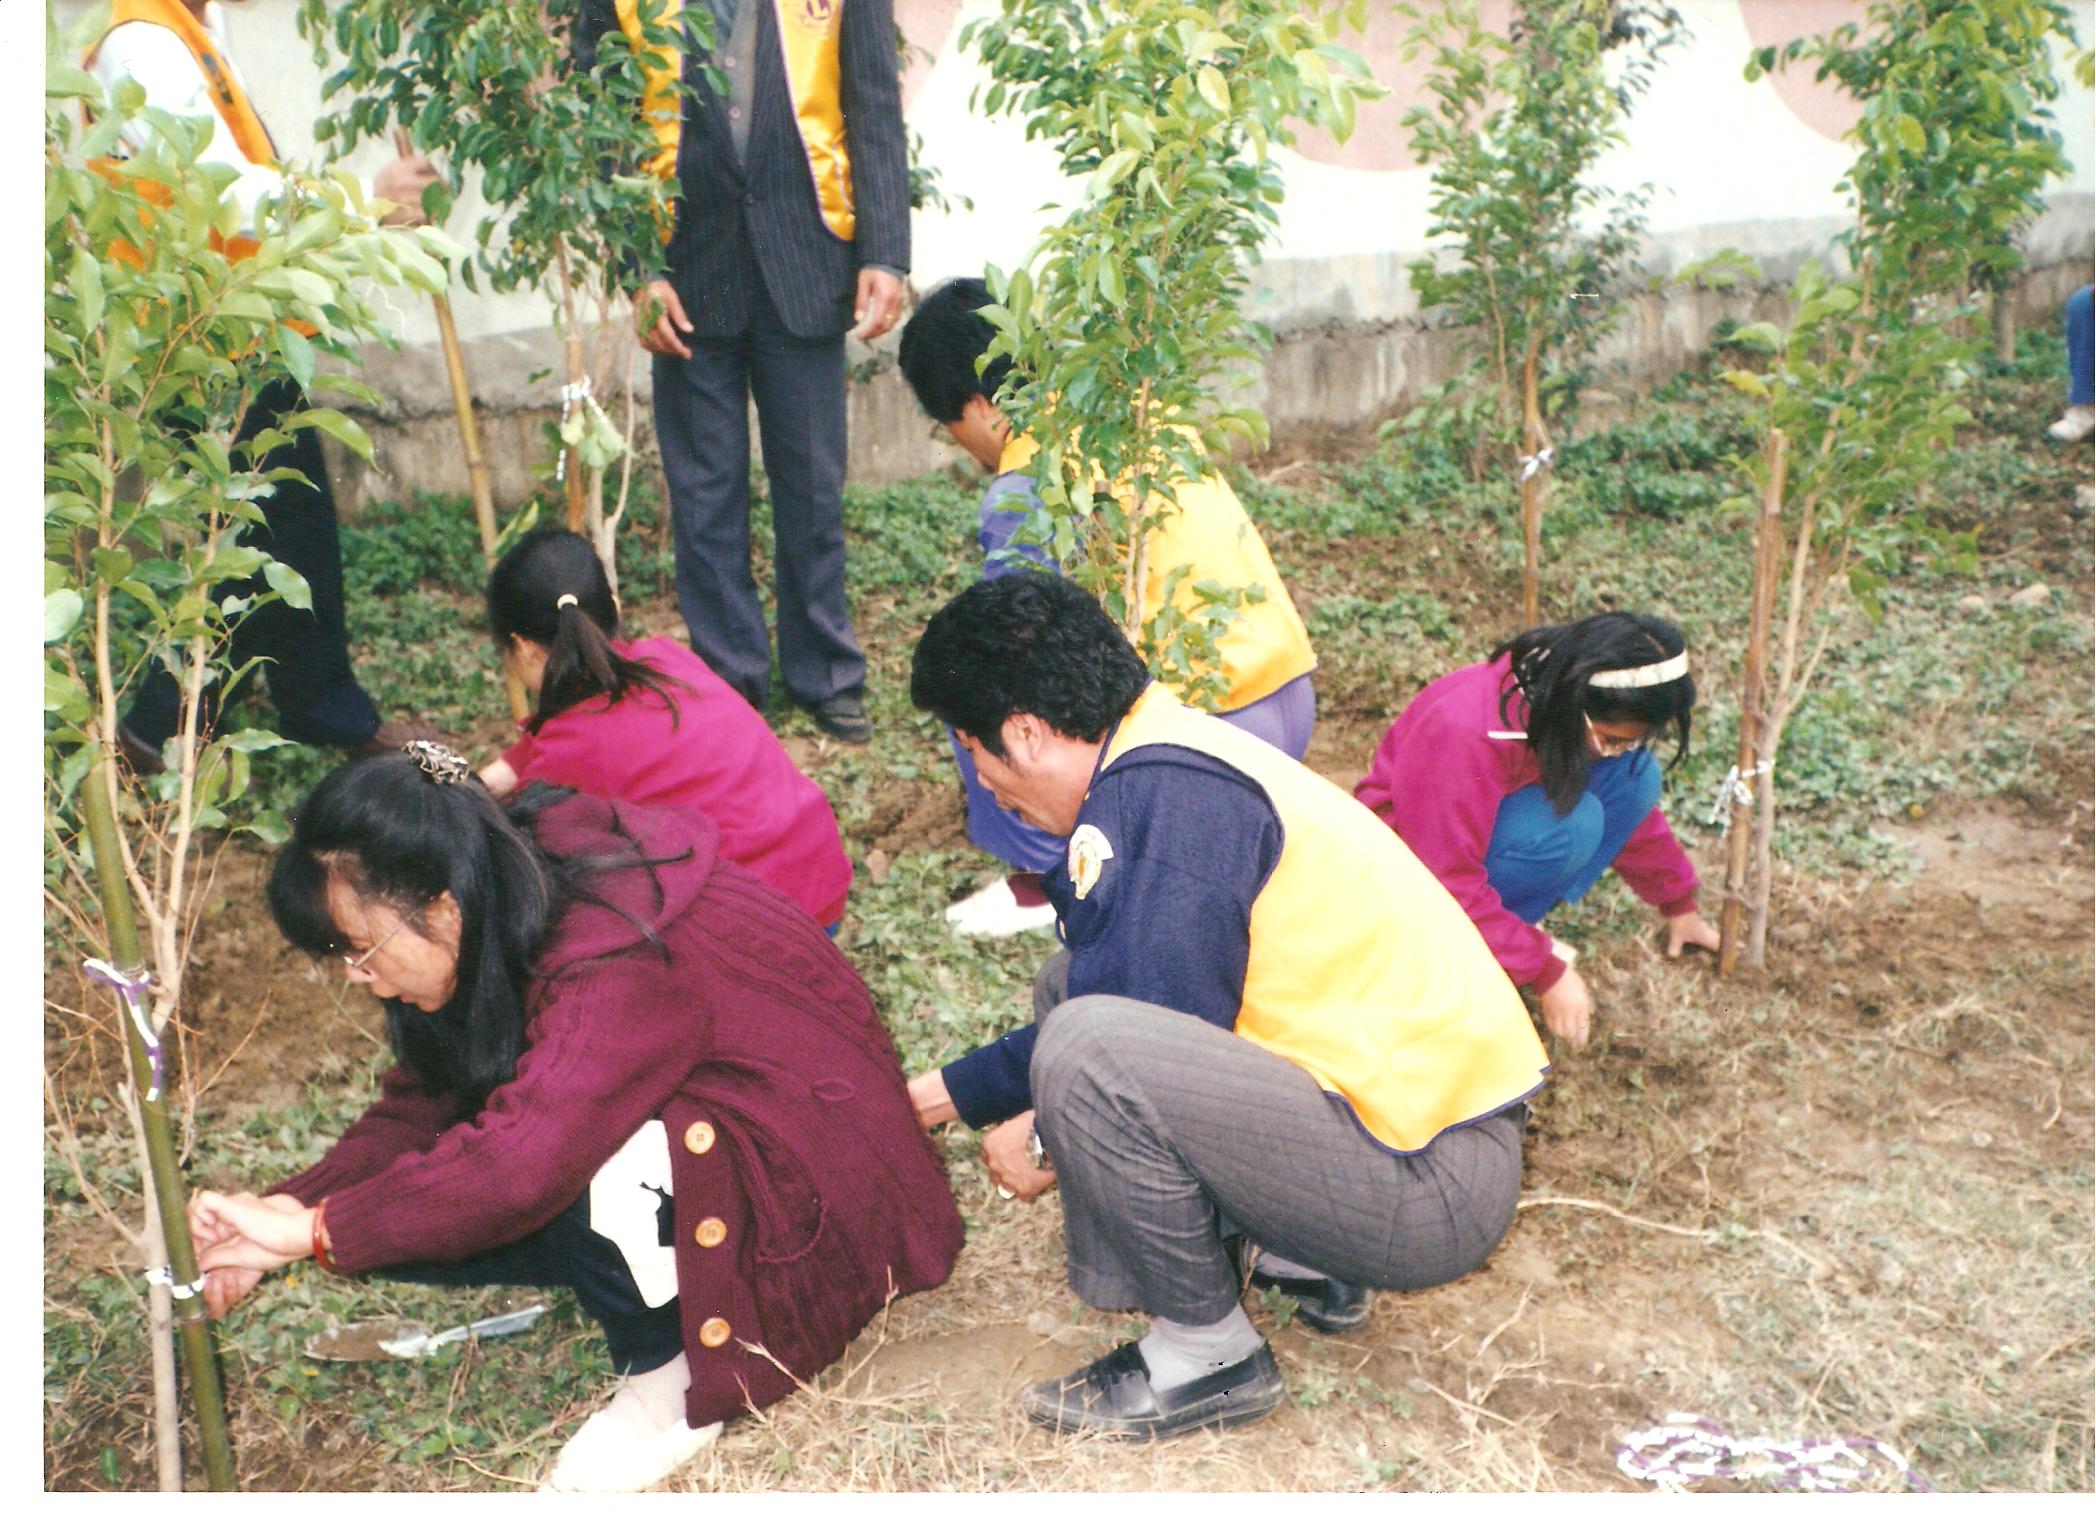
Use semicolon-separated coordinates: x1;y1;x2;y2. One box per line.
1589;652;1688;689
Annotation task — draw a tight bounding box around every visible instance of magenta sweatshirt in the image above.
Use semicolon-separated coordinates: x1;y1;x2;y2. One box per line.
502;637;852;926
1354;656;1699;994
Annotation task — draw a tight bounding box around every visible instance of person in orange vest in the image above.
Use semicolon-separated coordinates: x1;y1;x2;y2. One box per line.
575;1;911;745
87;1;443;773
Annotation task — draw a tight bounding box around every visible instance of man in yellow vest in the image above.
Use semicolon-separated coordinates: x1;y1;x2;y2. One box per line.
578;0;910;743
86;0;441;770
905;574;1549;1439
897;277;1320;936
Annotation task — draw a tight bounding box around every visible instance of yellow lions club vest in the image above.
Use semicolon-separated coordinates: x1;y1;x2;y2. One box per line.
616;0;857;241
999;434;1317;713
1098;686;1548;1154
84;0;280;267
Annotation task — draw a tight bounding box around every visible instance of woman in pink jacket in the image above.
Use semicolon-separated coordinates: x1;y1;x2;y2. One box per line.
1355;612;1719;1049
477;530;852;932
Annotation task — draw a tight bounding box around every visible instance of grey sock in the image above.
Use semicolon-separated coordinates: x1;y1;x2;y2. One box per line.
1138;1306;1265;1391
1251;1247;1326;1283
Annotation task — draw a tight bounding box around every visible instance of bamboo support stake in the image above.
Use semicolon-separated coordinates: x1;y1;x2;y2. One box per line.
1719;427;1787;974
79;756;237;1492
392;129;528;721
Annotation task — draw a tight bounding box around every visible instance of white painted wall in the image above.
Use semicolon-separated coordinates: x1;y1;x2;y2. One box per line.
52;0;2096;496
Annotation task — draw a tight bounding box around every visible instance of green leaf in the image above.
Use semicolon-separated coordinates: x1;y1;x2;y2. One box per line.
275;326;316;391
1196;67;1231;114
68;250;104;334
263;559;312;611
284;408;374;463
43;590;84;644
1893;113;1925;153
1728;322;1784;352
219;728;293;754
1720;369;1770;397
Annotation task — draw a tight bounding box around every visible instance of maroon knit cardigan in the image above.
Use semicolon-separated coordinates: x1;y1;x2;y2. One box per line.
278;793;964;1428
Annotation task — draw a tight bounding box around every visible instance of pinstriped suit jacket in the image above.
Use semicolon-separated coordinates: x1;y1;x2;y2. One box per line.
582;0;910;340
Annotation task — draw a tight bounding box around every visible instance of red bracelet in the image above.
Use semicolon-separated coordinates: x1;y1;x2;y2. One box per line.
311;1198;338;1273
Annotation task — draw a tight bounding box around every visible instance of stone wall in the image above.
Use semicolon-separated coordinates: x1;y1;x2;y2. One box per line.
55;0;2096;511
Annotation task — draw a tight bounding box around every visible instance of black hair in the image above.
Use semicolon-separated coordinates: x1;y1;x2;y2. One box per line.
897;276;1017;425
1492;611;1695;814
267;755;683;1114
910;573;1149;757
486;528;687;733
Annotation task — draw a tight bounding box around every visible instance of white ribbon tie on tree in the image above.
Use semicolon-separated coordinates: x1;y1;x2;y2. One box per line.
83;958;161;1102
1517;446;1555;483
1705;760;1774;829
555;375;594;484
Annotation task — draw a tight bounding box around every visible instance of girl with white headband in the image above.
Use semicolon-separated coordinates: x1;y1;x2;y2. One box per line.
1355;612;1718;1049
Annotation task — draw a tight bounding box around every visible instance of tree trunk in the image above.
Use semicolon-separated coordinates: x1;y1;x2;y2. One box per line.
1519;339;1546;625
80;757;237;1491
1992;287;2016;368
1746;707;1783;967
553;240;588;533
1720;428;1787;975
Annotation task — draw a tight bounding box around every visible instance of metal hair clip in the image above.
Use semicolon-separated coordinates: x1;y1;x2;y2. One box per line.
402;739;473;785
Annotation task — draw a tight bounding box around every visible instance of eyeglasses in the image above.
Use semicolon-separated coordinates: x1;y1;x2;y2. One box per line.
1585;714;1647;759
342;909;424;972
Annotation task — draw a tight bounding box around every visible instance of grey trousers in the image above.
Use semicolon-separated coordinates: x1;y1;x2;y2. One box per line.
1027;954;1527;1327
652;260;866;710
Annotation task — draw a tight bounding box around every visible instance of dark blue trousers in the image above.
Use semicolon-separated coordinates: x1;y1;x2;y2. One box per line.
2067;284;2092;408
125;378;380;750
1483;750;1662;923
388;1189;682;1375
651;252;864;711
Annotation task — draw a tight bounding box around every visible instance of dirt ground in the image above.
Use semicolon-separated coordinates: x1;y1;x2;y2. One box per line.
44;694;2094;1491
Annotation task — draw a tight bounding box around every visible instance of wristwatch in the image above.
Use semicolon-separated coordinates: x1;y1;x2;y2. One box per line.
1027;1119;1049;1171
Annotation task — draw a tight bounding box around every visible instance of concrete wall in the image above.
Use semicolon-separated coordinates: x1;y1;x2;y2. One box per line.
57;0;2096;509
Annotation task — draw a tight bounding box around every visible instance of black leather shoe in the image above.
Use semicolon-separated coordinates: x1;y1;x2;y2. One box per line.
1019;1340;1284;1439
806;693;873;744
1249;1269;1374;1334
116;720;167;777
1229;1236;1373;1334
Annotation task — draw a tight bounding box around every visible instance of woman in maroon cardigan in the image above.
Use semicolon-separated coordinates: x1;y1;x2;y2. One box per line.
189;744;962;1491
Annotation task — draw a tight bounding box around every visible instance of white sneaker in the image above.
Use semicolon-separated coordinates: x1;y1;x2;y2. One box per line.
944;877;1057;937
2046;404;2094;442
543;1407;721;1493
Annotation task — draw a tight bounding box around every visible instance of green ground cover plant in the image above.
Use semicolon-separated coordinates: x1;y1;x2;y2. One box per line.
45;332;2091;1491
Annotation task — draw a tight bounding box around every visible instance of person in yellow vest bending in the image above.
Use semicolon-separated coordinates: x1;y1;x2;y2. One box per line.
904;574;1548;1440
898;277;1320;937
86;0;442;772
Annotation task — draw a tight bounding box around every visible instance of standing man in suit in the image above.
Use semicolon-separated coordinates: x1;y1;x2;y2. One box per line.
583;0;909;743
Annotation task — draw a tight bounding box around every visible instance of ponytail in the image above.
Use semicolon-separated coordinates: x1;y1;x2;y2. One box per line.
487;529;688;732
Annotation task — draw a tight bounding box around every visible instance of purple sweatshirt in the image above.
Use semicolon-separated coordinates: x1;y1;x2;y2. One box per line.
278;794;961;1429
1354;656;1699;994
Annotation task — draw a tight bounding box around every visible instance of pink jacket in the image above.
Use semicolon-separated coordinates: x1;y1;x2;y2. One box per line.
1354;656;1698;993
502;637;852;926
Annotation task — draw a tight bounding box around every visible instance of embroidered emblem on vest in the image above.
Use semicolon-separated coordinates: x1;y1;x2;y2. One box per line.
1068;824;1114;901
